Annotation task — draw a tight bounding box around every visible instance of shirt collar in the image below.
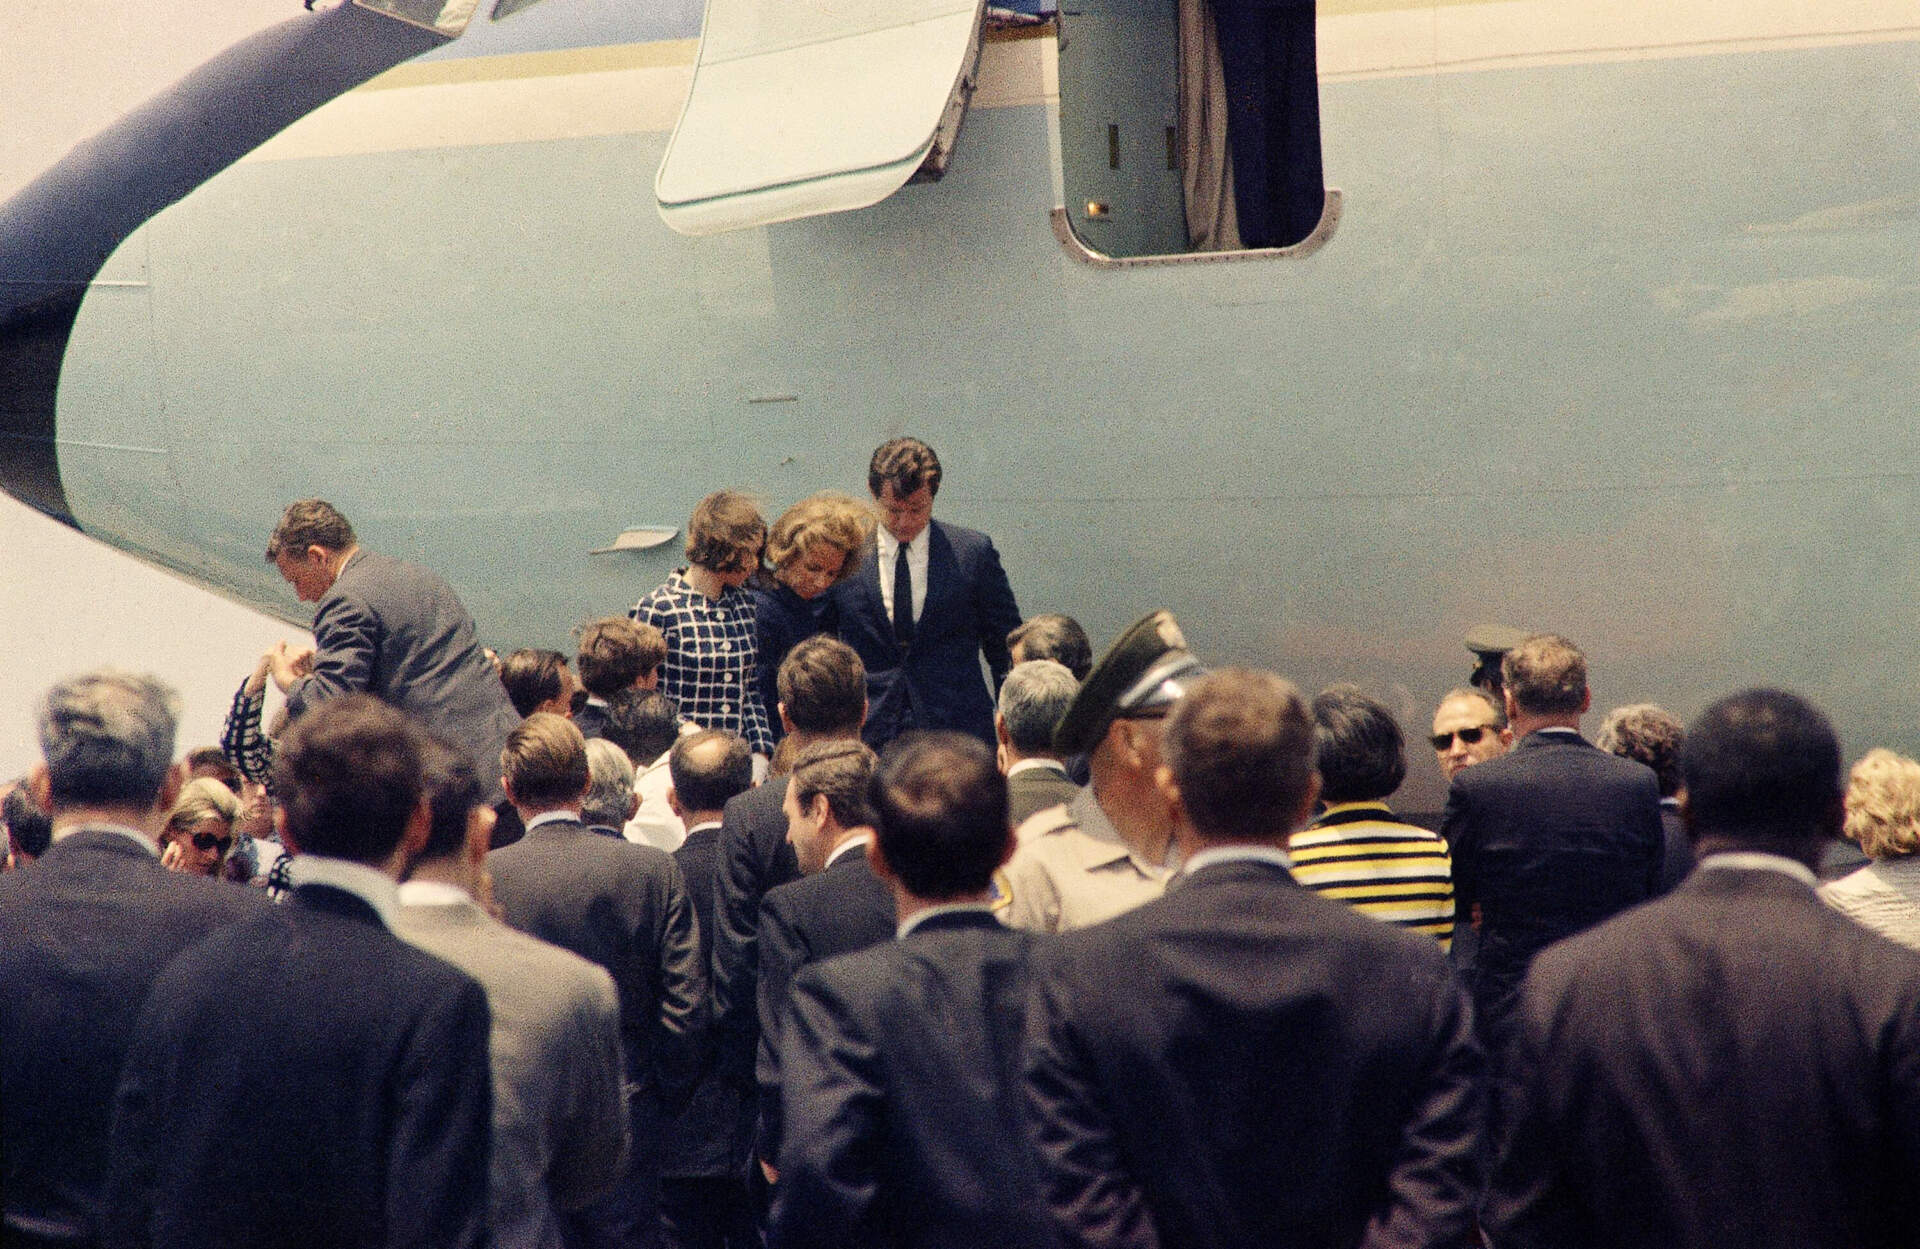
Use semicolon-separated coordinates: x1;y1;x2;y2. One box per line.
1069;786;1176;877
898;900;994;939
685;819;724;836
825;832;873;869
524;809;579;834
1008;758;1068;778
1532;726;1584;740
1697;851;1817;889
288;855;402;929
1183;843;1294;876
52;822;160;857
396;880;472;908
875;526;929;561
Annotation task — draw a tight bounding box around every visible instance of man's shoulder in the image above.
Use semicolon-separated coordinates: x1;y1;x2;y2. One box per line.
403;907;619;1013
721;779;788;841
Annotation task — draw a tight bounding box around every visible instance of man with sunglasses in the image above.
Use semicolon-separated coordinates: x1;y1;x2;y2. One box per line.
998;611;1203;933
1431;687;1513;781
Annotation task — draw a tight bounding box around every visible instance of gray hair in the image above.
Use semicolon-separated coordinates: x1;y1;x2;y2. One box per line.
1595;702;1684;797
997;660;1079;755
581;737;636;829
37;670;182;808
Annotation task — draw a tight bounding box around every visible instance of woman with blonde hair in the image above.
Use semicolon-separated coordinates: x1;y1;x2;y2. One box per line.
1820;747;1920;951
752;492;874;743
159;776;242;878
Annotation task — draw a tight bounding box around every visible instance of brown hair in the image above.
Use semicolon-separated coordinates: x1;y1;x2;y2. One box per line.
776;637;866;734
790;739;879;831
575;618;666;698
867;438;942;500
685;490;767;574
273;695;422;863
1501;634;1588;716
501;712;590;809
1164;669;1317;843
265;499;355;561
499;648;570;718
765;492;874;578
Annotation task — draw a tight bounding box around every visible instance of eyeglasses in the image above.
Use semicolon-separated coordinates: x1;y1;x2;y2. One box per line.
1430;726;1494;750
191;831;233;855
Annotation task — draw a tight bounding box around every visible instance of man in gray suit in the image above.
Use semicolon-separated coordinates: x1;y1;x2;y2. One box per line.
264;497;519;797
393;734;629;1249
997;659;1080;827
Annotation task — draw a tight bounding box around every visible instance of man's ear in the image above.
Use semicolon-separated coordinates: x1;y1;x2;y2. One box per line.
1152;763;1182;818
464;806;495;865
275;804;300;855
500;776;518;809
778;701;796;735
399;798;432;861
1579;688;1593;715
153;761;186;818
667;786;685;821
27;765;51;812
867;836;897;885
1288;770;1324;835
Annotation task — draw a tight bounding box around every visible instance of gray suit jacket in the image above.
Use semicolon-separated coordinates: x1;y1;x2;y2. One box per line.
285;548;518;796
392;891;629;1249
1007;761;1079;829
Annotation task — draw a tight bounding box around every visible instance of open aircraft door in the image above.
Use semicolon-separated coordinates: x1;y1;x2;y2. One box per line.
655;0;988;235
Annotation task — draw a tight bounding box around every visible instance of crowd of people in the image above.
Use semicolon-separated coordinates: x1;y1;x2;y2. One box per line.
5;434;1920;1249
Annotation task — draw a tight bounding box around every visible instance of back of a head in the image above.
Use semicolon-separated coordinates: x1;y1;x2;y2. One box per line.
1165;669;1317;844
766;492;875;574
184;746;239;786
500;648;569;718
4;782;53;859
501;712;590;812
668;729;753;816
867;437;942;499
582;738;638;829
778;636;866;735
602;689;681;765
38;670;182;812
686;489;768;574
1595;703;1684;797
273;695;423;863
1501;634;1588;716
1008;614;1094;682
264;498;354;561
790;738;880;831
576;617;665;700
1844;749;1920;861
998;660;1079;756
418;733;484;860
1312;685;1407;804
1681;689;1840;848
873;732;1009;900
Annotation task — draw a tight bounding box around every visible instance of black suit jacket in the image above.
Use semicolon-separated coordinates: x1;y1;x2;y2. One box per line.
711;778;802;1094
662;824;755;1179
755;844;898;1160
770;909;1055;1249
489;817;706;1102
1486;865;1920;1249
0;830;267;1241
1439;729;1663;1039
102;882;492;1249
1023;858;1484;1249
831;520;1021;747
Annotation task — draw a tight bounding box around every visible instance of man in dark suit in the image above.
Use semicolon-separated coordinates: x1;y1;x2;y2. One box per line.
263;498;519;798
658;730;758;1249
831;437;1021;748
103;695;493;1249
1485;689;1920;1249
0;672;267;1248
1439;633;1664;1045
756;740;896;1169
1024;669;1484;1249
488;713;706;1249
771;732;1052;1249
710;639;866;1138
997;659;1081;826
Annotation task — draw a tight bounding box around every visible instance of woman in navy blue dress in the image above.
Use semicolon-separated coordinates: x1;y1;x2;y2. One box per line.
752;492;873;748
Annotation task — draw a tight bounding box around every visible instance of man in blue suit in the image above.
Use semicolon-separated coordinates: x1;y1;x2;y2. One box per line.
832;438;1022;748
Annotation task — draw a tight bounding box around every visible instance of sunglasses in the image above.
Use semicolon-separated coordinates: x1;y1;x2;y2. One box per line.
1430;726;1494;750
191;831;233;854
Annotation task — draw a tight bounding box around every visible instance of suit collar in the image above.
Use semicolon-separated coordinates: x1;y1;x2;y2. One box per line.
287;855;400;928
825;836;873;870
1514;727;1592;752
525;809;584;835
1008;758;1069;779
49;822;160;858
898;903;998;939
1169;854;1299;892
1696;851;1817;889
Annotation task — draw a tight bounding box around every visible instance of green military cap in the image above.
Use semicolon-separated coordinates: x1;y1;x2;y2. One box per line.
1053;610;1207;756
1464;624;1529;658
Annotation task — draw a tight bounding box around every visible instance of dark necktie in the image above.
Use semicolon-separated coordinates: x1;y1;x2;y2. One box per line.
892;542;915;646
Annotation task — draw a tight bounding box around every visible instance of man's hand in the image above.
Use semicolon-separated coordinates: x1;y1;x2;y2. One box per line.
268;641;315;694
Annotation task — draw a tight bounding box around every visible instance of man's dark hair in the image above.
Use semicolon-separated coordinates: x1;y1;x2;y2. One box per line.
668;729;753;815
273;695;423;863
872;732;1009;900
777;637;866;735
1502;634;1588;716
184;747;240;789
418;734;483;860
501;713;590;810
1008;614;1093;682
1313;685;1407;804
264;498;355;561
1681;689;1841;849
576;617;666;699
4;782;52;860
602;690;681;766
867;437;942;500
1165;669;1317;843
790;739;879;832
499;648;569;718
